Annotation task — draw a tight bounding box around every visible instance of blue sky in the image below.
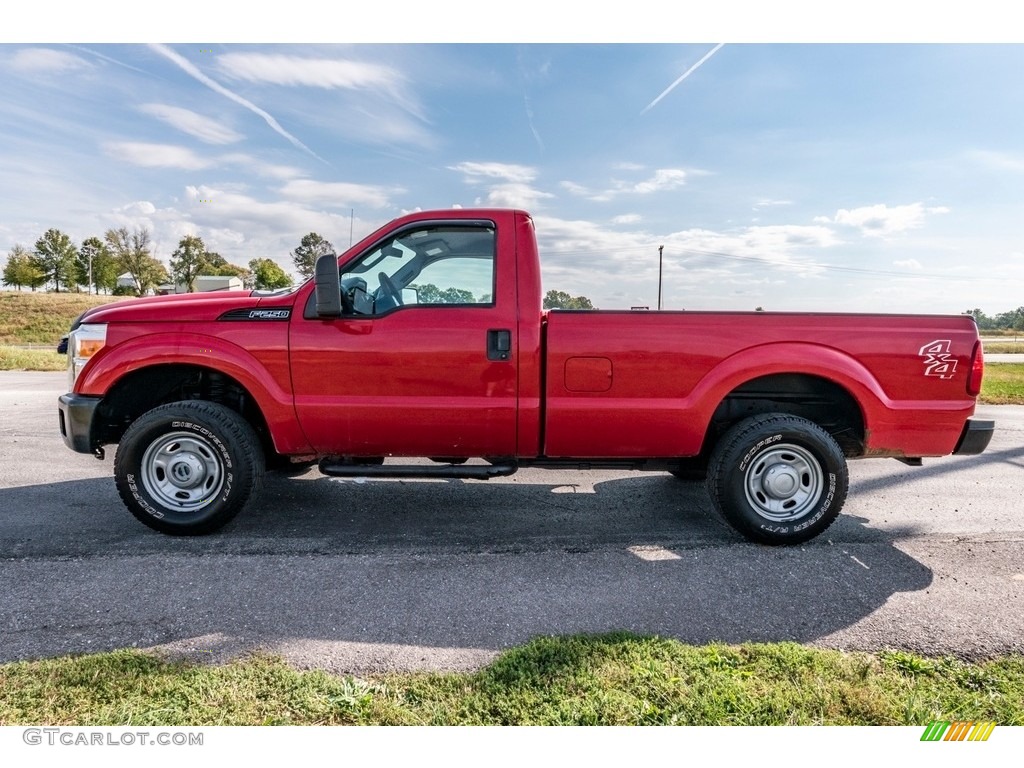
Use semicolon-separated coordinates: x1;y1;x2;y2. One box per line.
3;12;1023;313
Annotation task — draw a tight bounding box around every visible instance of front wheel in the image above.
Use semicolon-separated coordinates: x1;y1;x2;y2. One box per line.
706;414;848;545
114;401;264;535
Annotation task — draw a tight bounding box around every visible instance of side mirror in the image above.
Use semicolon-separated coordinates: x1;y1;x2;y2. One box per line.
314;251;342;318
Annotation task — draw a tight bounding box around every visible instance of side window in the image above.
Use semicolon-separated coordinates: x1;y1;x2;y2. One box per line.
341;224;495;315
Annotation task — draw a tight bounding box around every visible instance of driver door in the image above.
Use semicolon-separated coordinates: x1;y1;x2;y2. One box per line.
289;221;518;458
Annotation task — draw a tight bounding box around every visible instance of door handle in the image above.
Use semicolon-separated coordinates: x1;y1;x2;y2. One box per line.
487;329;512;361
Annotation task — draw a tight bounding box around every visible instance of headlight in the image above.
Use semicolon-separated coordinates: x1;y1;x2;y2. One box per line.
68;323;107;389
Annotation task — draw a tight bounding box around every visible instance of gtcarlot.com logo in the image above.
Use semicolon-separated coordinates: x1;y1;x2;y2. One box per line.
22;728;203;747
920;720;996;742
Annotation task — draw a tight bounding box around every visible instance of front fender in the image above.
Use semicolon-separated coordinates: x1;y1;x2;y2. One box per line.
75;331;311;455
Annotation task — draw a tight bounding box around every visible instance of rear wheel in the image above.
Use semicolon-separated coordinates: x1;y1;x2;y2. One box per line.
706;414;848;545
114;400;264;535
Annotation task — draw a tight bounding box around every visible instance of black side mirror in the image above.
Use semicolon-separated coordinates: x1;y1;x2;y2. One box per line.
314;251;342;318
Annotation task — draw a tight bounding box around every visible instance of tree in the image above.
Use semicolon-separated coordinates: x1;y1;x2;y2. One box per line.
964;308;997;331
89;237;119;294
412;283;478;304
76;237;116;294
3;244;46;291
194;251;251;287
992;307;1024;331
543;289;595;310
105;226;166;296
33;228;79;292
249;258;292;290
169;235;207;292
291;233;334;280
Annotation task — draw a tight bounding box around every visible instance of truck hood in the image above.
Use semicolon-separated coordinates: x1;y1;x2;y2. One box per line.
75;289;300;326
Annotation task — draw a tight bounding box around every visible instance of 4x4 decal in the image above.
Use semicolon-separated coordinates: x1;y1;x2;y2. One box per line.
919;339;958;379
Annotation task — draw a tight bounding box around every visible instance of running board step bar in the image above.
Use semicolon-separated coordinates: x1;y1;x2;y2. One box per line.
317;460;519;480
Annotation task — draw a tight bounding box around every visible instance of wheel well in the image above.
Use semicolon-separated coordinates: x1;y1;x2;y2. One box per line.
93;365;274;457
708;374;865;457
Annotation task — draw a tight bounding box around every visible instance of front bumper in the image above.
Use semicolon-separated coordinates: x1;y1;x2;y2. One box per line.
58;393;102;454
953;418;995;455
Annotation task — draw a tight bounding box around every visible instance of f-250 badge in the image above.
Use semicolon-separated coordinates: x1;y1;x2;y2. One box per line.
919;339;957;379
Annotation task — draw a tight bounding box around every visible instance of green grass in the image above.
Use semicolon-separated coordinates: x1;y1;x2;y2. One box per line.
0;346;66;371
1;635;1022;726
982;342;1024;354
980;363;1024;405
0;291;120;345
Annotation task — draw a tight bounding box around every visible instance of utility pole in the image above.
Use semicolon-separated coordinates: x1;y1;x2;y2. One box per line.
657;244;664;310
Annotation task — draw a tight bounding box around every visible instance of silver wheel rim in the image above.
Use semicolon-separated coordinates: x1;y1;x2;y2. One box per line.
141;431;224;511
743;443;823;522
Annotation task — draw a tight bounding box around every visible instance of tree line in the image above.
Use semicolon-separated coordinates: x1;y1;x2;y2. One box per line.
3;227;297;295
5;224;596;306
964;308;1024;332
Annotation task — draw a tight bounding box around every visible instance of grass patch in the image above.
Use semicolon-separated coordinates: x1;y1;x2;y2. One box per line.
982;342;1024;354
0;291;120;345
2;635;1022;726
0;346;66;371
980;363;1024;405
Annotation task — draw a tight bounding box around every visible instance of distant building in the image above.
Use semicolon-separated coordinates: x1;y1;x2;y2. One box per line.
155;275;245;295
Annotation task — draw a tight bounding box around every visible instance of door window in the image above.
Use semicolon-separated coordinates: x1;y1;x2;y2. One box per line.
341;225;495;315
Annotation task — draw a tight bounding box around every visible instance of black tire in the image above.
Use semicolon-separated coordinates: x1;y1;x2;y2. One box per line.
706;414;848;545
114;400;264;535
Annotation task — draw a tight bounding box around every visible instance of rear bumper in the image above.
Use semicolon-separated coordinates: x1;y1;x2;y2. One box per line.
953;418;995;455
58;393;102;454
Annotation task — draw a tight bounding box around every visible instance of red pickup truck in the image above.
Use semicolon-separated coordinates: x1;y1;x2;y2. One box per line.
58;208;993;544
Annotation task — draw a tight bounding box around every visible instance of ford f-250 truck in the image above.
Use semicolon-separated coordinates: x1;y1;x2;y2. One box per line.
58;208;994;544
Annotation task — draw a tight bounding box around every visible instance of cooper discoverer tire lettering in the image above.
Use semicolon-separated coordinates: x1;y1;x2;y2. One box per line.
114;400;264;535
706;413;848;545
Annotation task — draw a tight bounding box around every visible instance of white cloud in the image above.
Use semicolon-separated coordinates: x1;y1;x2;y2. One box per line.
966;149;1024;173
452;162;551;209
612;214;642;225
561;168;691;202
11;48;90;74
559;180;589;196
279;179;394;209
98;185;386;278
149;44;322;161
530;214;841;311
116;201;157;216
104;142;210;170
450;162;537;184
893;258;924;270
139;103;244;145
753;198;793;209
218;53;402;91
219;155;306;179
481;183;554;209
631;169;688;194
830;203;949;237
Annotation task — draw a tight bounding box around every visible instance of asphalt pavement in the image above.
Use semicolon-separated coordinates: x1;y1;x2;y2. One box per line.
1;371;1022;673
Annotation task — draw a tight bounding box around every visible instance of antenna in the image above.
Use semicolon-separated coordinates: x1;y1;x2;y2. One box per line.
657;244;664;310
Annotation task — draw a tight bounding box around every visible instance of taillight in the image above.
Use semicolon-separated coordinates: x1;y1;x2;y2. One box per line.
967;340;984;397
